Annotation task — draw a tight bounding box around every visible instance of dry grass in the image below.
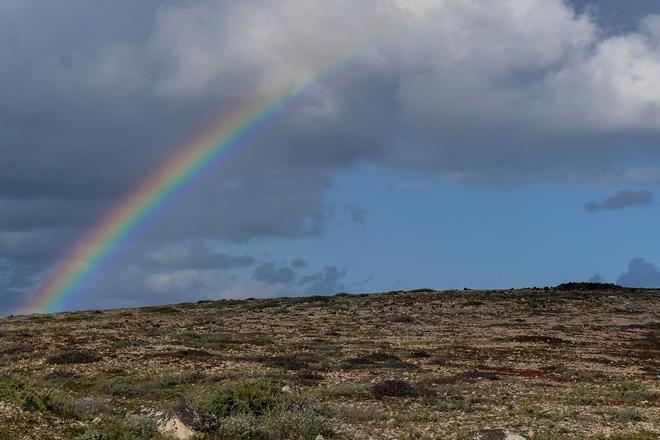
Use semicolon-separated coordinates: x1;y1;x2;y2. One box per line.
0;286;658;439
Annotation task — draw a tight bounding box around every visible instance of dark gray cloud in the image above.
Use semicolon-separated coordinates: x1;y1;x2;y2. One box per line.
3;0;660;310
569;0;660;32
617;257;660;287
584;190;654;212
145;242;255;270
300;266;347;295
291;258;308;269
253;263;297;284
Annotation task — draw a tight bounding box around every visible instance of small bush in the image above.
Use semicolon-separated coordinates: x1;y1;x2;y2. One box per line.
390;314;415;323
98;378;151;398
591;433;658;440
265;407;330;439
47;350;102;365
433;383;479;412
322;383;371;398
22;391;74;417
567;387;598;406
608;407;646;422
200;379;289;417
201;378;331;439
259;352;327;371
77;418;160;440
146;306;181;314
216;414;271;440
607;382;657;402
409;350;431;358
341;351;416;370
59;314;89;323
0;375;74;417
371;379;416;397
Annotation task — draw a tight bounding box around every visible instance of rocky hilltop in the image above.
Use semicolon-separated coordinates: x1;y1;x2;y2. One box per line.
0;285;658;439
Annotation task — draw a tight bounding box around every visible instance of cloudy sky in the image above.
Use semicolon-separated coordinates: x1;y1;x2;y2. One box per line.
2;0;660;313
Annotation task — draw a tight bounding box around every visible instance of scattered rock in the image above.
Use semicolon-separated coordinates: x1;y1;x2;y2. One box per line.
132;403;215;439
468;429;527;440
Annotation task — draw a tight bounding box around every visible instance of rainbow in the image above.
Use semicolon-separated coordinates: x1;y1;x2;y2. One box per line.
24;58;353;314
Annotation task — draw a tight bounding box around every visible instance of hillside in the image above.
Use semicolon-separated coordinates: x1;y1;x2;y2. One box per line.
0;286;658;439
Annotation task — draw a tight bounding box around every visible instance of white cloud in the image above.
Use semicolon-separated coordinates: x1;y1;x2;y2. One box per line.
82;1;660;144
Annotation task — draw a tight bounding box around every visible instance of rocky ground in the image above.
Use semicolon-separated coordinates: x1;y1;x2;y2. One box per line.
0;284;658;439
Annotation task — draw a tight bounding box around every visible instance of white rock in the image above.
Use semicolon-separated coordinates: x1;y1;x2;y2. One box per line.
132;404;215;440
470;429;528;440
160;415;196;440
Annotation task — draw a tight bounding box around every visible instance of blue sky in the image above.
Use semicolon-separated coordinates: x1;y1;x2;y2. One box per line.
2;0;660;313
222;166;660;293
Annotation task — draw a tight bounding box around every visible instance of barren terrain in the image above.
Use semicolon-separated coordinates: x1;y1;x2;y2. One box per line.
0;284;658;439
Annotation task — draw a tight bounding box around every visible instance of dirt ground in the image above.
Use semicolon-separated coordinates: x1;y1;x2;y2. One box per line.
0;284;658;439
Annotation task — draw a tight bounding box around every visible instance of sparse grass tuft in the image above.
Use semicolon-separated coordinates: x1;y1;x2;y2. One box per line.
0;375;75;417
47;349;102;365
77;417;161;440
607;407;646;422
607;382;657;402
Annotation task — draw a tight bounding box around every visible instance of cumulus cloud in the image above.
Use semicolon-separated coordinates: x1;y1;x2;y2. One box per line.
4;0;660;308
617;257;660;287
584;190;654;212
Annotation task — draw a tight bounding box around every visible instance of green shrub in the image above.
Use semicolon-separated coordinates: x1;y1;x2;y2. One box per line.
200;378;331;439
22;391;74;417
607;382;657;402
76;418;160;440
200;379;289;417
266;407;330;439
216;415;271;440
0;375;74;417
608;407;646;422
47;349;102;365
98;378;151;398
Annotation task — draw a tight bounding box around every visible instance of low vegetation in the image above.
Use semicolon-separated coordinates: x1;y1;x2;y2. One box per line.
0;285;657;439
